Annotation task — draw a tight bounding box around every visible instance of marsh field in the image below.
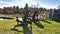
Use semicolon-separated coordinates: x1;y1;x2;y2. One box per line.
0;14;60;34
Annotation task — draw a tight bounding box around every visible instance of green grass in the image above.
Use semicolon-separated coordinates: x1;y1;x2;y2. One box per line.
0;18;60;34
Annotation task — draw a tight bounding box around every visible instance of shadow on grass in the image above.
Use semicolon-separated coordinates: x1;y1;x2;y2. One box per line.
23;25;32;34
42;20;51;24
0;17;14;19
11;21;32;34
33;20;44;29
47;18;60;23
53;19;60;23
47;19;60;23
11;28;23;32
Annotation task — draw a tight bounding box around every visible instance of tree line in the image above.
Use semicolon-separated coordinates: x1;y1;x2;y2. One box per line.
0;3;47;14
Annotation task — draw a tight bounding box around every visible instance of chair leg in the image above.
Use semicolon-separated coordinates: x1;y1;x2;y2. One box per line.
13;25;19;29
17;21;20;25
30;22;32;31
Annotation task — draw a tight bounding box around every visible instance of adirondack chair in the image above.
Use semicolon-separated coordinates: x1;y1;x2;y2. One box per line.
18;10;37;27
28;10;38;21
11;10;38;31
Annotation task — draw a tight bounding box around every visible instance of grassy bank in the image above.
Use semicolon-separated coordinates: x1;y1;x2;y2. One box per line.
0;18;60;34
0;14;23;18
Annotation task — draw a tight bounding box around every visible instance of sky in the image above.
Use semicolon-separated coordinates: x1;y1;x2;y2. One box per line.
0;0;60;9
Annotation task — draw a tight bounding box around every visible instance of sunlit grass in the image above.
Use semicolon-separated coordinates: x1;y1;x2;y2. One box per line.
0;18;60;34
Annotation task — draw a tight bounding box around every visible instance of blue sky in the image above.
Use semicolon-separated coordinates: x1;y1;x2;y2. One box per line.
0;0;60;9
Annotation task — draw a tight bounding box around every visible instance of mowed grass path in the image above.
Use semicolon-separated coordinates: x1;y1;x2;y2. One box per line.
0;19;60;34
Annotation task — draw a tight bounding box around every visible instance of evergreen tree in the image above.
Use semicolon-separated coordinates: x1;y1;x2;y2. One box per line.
16;6;19;14
3;7;6;14
13;6;16;14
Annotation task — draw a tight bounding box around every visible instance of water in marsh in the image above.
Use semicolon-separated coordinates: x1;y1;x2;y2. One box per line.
0;18;4;20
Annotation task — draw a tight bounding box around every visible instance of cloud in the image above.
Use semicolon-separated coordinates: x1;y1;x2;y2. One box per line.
38;2;56;9
0;0;59;9
0;0;17;8
1;0;15;2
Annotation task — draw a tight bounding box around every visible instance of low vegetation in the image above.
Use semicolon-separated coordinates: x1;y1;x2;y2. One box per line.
0;18;60;34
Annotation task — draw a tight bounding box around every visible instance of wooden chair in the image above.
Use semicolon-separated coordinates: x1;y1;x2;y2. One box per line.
12;10;38;31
